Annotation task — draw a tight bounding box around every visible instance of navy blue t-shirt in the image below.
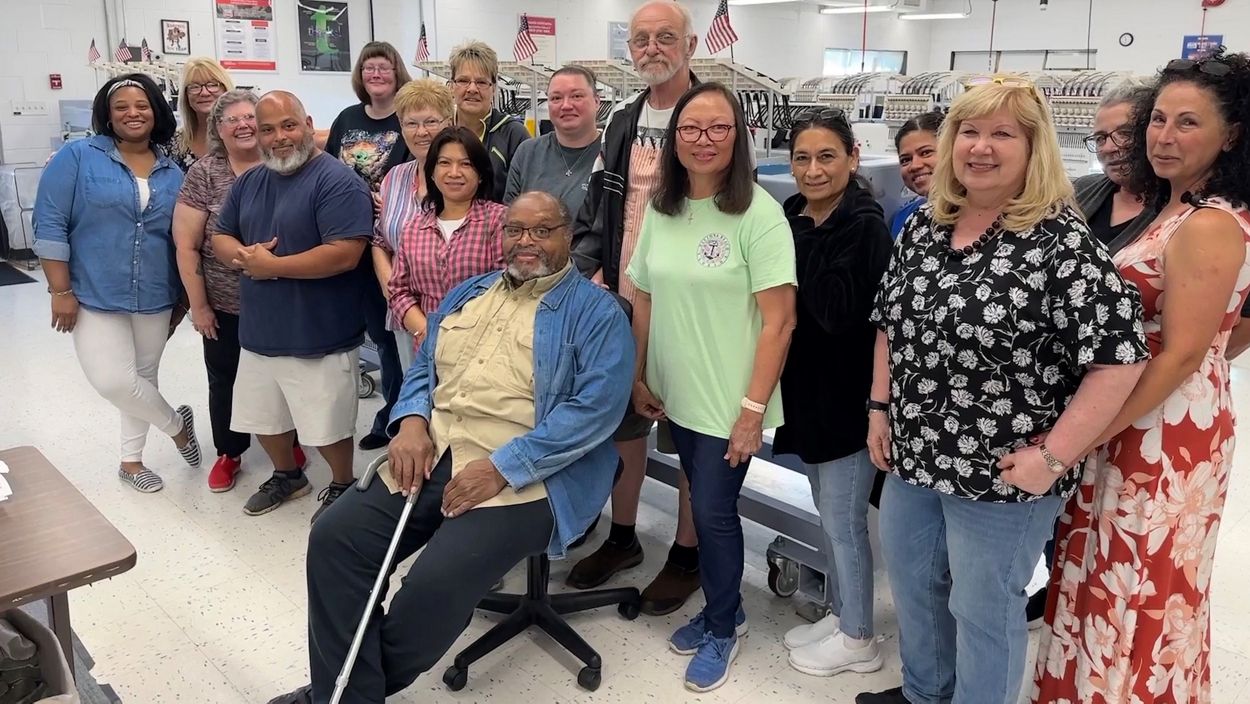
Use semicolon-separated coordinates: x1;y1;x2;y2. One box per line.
216;152;373;357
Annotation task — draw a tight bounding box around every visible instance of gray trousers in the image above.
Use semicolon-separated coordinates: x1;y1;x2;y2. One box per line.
306;453;554;703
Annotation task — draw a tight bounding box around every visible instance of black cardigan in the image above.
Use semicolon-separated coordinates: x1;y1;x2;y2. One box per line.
772;181;893;465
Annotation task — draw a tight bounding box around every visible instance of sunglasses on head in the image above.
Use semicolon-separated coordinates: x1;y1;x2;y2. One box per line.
964;75;1036;89
792;107;849;129
1165;57;1231;77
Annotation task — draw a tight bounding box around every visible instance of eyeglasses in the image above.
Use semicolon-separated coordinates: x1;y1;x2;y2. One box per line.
186;81;224;94
452;78;494;90
361;66;396;76
964;75;1035;89
676;124;735;143
1083;128;1132;153
792;108;849;129
629;32;686;50
1165;58;1231;77
221;113;256;126
503;224;566;240
402;117;448;131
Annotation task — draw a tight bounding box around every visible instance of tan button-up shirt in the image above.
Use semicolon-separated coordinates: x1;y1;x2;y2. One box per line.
419;263;572;508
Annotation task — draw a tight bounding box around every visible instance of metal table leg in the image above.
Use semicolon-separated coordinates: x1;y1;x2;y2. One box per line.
47;592;74;674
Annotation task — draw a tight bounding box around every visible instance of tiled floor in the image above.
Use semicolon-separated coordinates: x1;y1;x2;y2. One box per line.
3;265;1250;703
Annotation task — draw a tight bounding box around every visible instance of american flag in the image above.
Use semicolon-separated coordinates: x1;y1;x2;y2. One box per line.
413;22;430;64
513;14;538;62
705;0;739;55
140;38;153;62
88;38;101;64
114;38;132;63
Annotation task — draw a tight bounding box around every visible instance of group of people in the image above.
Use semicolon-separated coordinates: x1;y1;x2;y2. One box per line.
28;1;1250;703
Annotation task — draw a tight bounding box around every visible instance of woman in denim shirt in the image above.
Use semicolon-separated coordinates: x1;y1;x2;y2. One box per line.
34;73;202;493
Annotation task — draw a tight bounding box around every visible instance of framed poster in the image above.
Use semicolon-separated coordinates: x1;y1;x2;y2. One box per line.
608;21;629;61
161;19;190;55
214;0;277;71
297;1;351;72
1181;34;1223;60
525;15;557;66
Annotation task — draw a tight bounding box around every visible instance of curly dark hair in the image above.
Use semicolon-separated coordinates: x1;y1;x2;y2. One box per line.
91;73;178;147
1124;47;1250;208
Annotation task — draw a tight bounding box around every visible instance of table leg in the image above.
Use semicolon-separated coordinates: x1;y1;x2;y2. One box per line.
47;592;75;674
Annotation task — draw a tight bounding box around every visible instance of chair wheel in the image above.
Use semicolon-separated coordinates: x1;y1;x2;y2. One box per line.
443;665;468;691
357;372;376;399
617;599;641;620
577;666;602;691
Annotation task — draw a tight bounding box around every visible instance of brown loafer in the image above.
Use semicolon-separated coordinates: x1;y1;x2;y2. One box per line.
640;560;701;615
565;538;644;589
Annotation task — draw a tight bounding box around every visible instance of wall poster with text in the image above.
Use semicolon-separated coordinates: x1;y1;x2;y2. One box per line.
297;1;351;72
214;0;276;71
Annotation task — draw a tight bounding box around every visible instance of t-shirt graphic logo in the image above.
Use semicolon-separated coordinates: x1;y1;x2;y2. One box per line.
696;233;730;267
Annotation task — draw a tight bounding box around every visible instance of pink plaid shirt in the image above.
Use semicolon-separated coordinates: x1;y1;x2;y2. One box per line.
388;198;507;326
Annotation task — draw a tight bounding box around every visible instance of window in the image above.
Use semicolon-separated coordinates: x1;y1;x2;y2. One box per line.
950;49;1096;72
823;49;907;76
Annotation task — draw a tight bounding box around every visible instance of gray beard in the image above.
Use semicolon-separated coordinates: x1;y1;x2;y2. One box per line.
506;259;553;283
263;139;314;174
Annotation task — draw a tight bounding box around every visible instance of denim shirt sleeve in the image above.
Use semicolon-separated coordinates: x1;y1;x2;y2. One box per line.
490;293;634;489
33;143;81;261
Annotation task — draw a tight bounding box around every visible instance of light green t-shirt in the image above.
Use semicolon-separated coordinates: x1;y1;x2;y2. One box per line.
626;184;796;439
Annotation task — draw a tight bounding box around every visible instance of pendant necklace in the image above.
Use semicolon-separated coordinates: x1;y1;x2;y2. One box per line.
556;140;594;177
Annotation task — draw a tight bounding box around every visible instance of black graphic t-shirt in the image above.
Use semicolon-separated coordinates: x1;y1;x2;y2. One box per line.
325;103;411;189
870;204;1149;503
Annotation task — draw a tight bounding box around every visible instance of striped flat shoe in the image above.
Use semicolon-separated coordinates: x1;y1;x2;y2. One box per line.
175;404;202;468
118;466;164;493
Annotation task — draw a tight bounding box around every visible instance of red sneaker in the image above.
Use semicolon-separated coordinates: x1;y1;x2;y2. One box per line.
208;455;241;492
293;444;307;469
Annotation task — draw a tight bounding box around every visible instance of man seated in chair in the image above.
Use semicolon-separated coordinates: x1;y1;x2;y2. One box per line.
268;191;635;704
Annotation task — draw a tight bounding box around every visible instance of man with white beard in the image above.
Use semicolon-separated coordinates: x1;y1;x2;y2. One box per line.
564;0;704;617
212;90;374;523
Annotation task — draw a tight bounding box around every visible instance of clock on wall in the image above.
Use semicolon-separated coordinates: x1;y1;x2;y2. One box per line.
1119;33;1135;47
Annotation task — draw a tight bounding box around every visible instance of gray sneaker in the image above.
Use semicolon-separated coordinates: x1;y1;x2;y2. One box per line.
243;472;311;516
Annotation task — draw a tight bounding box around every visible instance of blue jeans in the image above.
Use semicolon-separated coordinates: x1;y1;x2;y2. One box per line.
668;422;750;639
879;473;1062;704
363;278;402;438
804;449;876;639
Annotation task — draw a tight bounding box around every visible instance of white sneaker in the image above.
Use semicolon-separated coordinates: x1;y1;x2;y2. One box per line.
782;613;840;650
788;632;884;677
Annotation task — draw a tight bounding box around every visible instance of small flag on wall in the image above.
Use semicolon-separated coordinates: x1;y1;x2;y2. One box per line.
414;22;430;64
705;0;739;55
88;38;101;63
514;14;538;62
114;38;132;63
140;38;153;62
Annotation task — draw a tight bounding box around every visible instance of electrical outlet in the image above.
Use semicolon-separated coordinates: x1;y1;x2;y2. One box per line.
10;101;49;116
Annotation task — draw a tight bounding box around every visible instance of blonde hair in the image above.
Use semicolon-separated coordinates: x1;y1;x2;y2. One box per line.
449;40;499;82
929;79;1074;233
395;78;454;121
178;58;235;154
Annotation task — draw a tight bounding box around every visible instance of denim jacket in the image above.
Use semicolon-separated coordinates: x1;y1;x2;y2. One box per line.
33;135;183;314
388;267;635;558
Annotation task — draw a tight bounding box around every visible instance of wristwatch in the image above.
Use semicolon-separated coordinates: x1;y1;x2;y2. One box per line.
1039;443;1067;475
866;399;889;414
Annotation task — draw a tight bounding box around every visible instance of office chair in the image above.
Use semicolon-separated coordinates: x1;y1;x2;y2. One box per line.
443;290;642;694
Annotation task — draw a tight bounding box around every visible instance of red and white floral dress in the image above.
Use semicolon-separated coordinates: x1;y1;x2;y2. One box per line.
1032;198;1250;704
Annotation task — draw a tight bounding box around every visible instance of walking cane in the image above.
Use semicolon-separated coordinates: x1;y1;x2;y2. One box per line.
330;453;419;704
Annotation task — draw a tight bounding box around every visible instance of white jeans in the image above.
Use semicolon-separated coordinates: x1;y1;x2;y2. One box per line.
395;329;416;371
73;308;181;462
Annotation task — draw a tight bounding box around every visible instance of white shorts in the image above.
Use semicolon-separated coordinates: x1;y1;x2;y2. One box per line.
231;348;360;447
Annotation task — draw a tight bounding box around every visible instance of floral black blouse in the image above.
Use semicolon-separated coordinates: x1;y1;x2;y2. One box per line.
870;203;1148;503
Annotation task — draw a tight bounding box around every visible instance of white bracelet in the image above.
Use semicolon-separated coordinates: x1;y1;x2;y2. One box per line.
740;397;767;414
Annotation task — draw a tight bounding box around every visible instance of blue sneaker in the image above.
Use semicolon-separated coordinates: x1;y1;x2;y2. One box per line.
684;632;739;692
668;605;748;655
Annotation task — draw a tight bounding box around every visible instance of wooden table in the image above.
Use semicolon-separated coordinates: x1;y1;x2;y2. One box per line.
0;446;137;673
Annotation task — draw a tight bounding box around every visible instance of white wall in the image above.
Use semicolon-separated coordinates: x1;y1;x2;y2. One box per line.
920;0;1246;74
0;0;929;165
